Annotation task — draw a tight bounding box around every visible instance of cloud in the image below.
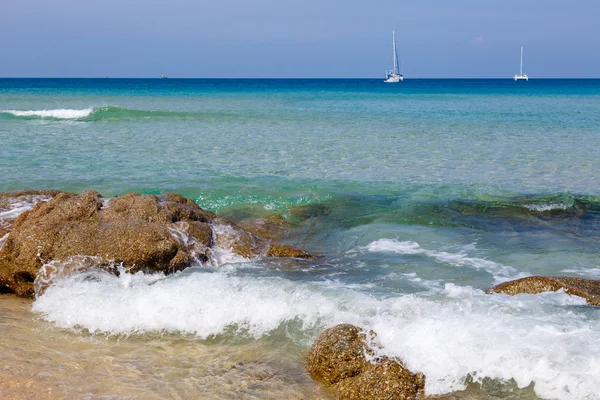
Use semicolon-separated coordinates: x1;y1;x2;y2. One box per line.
473;35;486;46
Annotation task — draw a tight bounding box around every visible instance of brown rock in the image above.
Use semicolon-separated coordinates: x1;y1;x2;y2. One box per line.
0;190;65;201
213;218;268;259
0;190;316;296
0;191;216;297
267;243;314;259
237;214;290;241
336;358;426;400
307;324;425;400
0;190;66;238
489;276;600;306
182;221;214;248
307;324;373;385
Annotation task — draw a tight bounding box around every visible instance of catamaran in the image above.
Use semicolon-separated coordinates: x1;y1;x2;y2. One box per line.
384;31;403;83
513;46;528;81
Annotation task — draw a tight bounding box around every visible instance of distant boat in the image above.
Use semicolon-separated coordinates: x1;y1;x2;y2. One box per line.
513;47;528;81
384;31;403;83
160;75;168;79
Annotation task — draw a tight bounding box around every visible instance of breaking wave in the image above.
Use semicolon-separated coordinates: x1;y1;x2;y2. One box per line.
365;238;528;283
0;107;233;121
32;267;600;400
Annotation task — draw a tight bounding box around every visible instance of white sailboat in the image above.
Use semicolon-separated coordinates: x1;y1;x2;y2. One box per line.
384;31;403;83
513;46;528;81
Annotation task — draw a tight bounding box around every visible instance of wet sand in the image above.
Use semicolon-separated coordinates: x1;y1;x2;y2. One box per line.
0;294;330;399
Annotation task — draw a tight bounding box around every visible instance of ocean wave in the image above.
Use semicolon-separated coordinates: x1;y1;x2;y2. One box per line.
561;267;600;278
32;267;600;400
365;238;526;283
0;107;233;121
1;108;94;119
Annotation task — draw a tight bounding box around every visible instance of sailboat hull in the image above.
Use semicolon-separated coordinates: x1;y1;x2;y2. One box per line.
384;74;403;83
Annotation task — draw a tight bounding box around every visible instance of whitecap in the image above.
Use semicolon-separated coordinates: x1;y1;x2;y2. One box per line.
365;238;528;283
2;108;94;119
32;268;600;400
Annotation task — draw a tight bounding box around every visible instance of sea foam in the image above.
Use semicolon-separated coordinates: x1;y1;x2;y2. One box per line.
0;194;52;250
365;238;528;283
32;266;600;400
2;108;94;119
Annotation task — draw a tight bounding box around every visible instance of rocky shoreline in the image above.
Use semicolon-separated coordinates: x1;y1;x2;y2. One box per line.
0;190;312;297
1;190;599;399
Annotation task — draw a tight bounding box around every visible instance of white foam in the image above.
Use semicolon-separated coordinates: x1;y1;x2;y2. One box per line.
365;239;527;283
523;203;571;212
0;195;50;218
0;195;53;250
2;108;94;119
561;267;600;278
210;223;255;265
32;267;600;400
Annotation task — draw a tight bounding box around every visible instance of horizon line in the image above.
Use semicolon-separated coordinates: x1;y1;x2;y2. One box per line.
1;77;599;80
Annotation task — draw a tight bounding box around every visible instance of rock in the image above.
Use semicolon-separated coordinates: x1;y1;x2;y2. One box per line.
213;218;268;259
0;191;215;297
237;214;290;241
214;218;315;261
336;358;426;400
266;243;314;259
0;190;315;297
307;324;373;385
179;221;214;248
489;276;600;306
307;324;425;400
0;190;65;201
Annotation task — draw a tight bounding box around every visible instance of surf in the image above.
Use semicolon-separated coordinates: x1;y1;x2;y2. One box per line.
0;106;243;122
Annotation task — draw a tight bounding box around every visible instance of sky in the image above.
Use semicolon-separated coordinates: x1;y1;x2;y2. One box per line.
1;0;599;78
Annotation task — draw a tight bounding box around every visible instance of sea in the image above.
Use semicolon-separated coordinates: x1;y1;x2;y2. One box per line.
0;78;599;400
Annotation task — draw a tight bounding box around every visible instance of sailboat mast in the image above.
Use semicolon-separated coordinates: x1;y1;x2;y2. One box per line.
520;46;523;75
392;31;397;75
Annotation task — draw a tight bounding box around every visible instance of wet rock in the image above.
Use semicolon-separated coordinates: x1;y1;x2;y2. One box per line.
289;204;331;222
237;214;290;241
213;218;268;259
0;190;65;201
0;190;315;297
180;221;214;248
0;191;215;296
489;276;600;306
307;324;425;399
307;324;373;385
266;243;314;259
336;358;426;400
215;218;315;261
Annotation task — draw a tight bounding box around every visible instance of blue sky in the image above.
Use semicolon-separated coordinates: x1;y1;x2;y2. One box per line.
1;0;598;78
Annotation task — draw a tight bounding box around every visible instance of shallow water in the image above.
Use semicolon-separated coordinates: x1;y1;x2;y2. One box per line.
0;295;330;400
1;79;600;399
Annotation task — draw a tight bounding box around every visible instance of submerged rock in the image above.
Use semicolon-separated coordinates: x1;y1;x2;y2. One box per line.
0;191;315;297
307;324;425;399
266;243;314;259
489;276;600;306
214;218;314;260
213;218;268;259
237;214;291;241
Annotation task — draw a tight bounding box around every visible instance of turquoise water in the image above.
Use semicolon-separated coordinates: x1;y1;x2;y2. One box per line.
2;79;600;399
